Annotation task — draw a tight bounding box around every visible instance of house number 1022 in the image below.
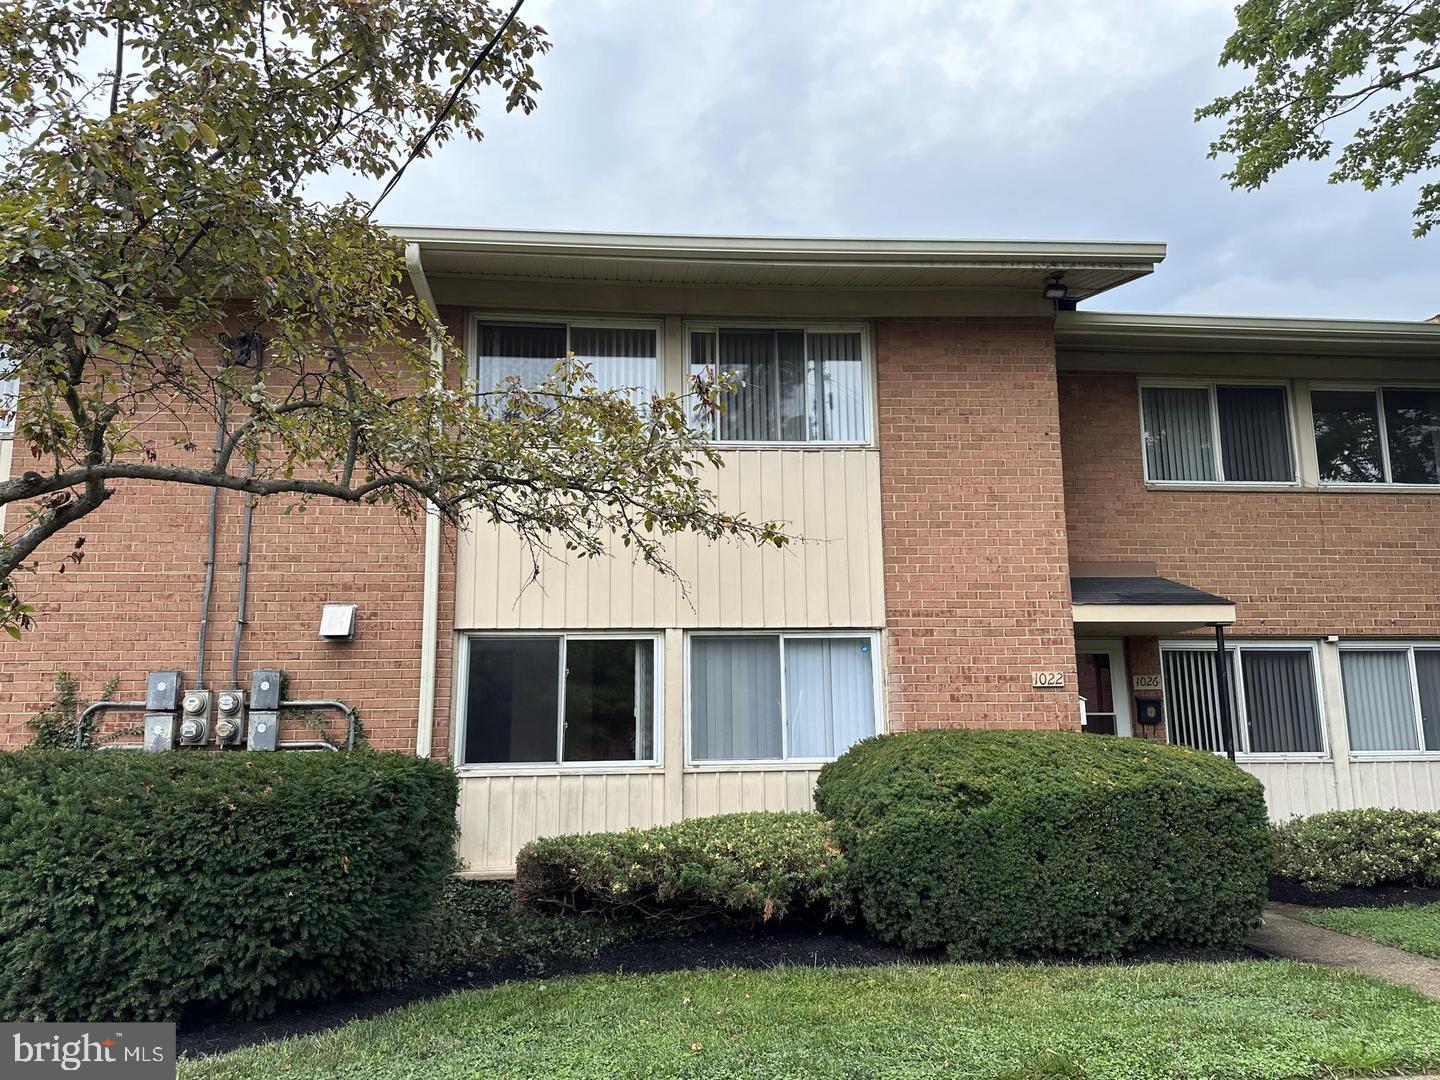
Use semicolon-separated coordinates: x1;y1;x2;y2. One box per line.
1031;671;1066;688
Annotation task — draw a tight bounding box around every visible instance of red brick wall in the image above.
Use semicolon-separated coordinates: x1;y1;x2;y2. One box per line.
1060;371;1440;637
0;317;471;753
876;317;1078;730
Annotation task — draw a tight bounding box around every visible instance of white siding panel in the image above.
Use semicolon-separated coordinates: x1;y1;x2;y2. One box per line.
455;449;883;630
1241;760;1440;820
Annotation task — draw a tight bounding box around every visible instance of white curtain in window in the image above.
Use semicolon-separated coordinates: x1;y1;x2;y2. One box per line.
785;638;875;758
570;327;658;406
1142;387;1216;482
806;333;865;441
0;375;16;436
690;636;782;760
1341;650;1420;752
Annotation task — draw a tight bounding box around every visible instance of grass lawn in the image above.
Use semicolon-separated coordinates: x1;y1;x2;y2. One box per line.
1300;902;1440;960
181;959;1440;1080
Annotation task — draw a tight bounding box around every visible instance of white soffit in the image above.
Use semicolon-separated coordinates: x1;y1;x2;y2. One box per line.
388;226;1167;300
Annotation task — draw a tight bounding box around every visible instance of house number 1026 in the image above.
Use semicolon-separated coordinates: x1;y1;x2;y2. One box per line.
1031;671;1066;688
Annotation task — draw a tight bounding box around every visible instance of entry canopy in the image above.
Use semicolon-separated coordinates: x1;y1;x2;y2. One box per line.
1071;573;1235;637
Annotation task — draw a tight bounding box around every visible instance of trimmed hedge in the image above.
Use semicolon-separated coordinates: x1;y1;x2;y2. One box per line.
1274;809;1440;890
0;750;457;1022
514;812;853;925
814;730;1273;958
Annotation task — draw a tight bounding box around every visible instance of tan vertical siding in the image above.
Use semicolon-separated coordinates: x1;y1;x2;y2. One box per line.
455;448;883;630
1242;760;1440;820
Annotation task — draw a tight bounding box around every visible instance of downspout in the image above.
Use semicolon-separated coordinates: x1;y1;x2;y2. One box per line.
405;241;444;759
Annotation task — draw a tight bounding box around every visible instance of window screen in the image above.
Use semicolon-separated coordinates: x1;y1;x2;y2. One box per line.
1340;647;1440;754
1383;388;1440;485
463;636;656;765
1240;649;1322;753
690;634;877;761
1141;387;1215;482
691;329;868;442
1217;386;1294;482
1163;645;1322;756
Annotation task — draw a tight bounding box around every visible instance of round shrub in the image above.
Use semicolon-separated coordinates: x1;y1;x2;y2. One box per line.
814;730;1272;958
0;750;458;1022
515;812;853;926
1274;808;1440;890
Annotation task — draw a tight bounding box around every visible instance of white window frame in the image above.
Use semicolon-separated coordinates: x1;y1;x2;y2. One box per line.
1310;382;1440;491
1138;378;1301;488
1337;640;1440;760
684;320;876;447
467;313;665;399
454;631;664;773
684;629;885;768
1160;639;1328;761
0;376;15;438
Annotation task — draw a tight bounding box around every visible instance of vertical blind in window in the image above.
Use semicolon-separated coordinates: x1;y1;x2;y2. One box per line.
784;638;876;758
1340;648;1440;753
475;322;658;404
1141;387;1217;481
1217;386;1293;482
1141;384;1295;482
690;636;783;761
1240;649;1323;754
691;329;867;442
1162;648;1234;752
1163;645;1322;755
690;635;877;761
0;375;16;436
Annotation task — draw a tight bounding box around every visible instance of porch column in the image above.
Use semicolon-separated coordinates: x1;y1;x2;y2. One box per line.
1212;622;1236;761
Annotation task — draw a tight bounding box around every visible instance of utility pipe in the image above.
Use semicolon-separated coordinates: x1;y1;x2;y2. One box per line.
405;242;444;760
195;387;229;688
73;700;146;749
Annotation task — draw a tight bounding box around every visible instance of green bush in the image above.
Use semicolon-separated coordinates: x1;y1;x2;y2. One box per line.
1274;809;1440;890
514;812;853;925
814;730;1272;959
0;750;457;1022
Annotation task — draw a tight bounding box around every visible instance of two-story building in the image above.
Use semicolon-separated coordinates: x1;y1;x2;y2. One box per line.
3;228;1439;874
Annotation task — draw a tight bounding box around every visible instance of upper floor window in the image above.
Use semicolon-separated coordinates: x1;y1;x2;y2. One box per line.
1312;387;1440;486
689;325;870;443
1140;382;1296;484
474;319;659;407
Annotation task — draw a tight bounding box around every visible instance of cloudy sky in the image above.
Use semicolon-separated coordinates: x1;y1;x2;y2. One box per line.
340;0;1436;320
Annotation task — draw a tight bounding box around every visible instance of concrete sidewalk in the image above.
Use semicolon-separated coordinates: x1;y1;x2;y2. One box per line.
1249;903;1440;1000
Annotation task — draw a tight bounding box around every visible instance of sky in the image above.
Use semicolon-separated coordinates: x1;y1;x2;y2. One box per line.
327;0;1439;321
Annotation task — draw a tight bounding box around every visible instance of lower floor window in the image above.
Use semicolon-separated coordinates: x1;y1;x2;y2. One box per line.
1161;643;1324;756
462;634;657;765
689;633;878;762
1340;646;1440;754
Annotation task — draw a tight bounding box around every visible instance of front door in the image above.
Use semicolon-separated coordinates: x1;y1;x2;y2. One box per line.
1075;640;1132;736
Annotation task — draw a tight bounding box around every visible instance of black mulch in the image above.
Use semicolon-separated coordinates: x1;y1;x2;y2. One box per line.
1269;876;1440;909
177;926;1250;1059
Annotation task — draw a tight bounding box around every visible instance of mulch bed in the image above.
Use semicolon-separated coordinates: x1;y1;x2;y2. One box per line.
177;926;1248;1059
1269;877;1440;910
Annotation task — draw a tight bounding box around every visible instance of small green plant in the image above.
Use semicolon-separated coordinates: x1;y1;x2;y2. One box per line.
25;671;122;749
1275;809;1440;890
515;812;854;926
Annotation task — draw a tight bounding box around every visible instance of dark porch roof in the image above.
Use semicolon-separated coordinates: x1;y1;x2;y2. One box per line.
1070;576;1232;607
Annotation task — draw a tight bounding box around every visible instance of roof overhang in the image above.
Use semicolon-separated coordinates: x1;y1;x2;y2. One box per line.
389;226;1166;301
1071;574;1235;636
1056;310;1440;358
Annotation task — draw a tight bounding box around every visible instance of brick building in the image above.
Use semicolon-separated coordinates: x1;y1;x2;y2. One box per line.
4;229;1439;873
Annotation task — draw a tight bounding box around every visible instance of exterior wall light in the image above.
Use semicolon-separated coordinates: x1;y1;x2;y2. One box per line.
1043;274;1068;301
